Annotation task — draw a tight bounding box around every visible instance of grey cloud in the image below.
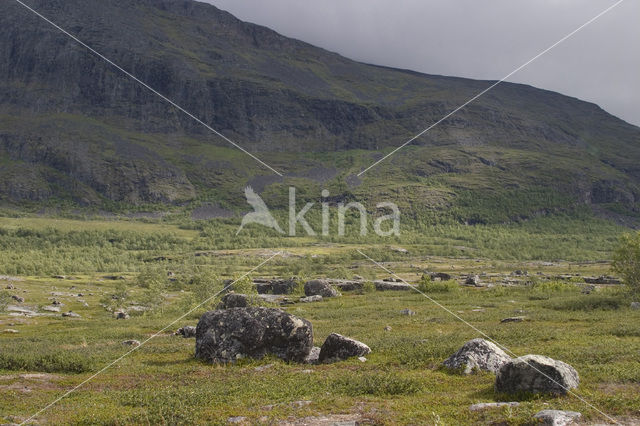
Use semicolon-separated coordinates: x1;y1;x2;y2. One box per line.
202;0;639;126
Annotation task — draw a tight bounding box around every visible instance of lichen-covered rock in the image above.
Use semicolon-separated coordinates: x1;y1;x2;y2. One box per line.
318;333;371;363
300;295;322;303
114;310;129;319
175;325;196;338
304;346;321;364
304;279;339;298
469;402;519;412
271;278;298;295
496;355;579;395
195;307;313;363
443;338;511;374
533;409;581;426
217;293;249;309
465;275;481;286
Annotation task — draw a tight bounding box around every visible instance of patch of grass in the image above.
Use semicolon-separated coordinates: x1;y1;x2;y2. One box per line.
549;294;625;311
0;351;95;373
331;371;423;396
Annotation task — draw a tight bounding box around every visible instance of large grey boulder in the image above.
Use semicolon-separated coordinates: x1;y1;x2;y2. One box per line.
443;338;511;374
304;279;339;298
195;307;313;363
495;355;579;395
318;333;371;363
533;410;581;426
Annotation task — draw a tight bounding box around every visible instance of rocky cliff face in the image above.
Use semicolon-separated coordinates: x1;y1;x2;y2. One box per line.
1;0;639;218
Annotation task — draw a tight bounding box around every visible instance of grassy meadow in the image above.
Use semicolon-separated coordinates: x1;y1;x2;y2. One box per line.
1;214;639;425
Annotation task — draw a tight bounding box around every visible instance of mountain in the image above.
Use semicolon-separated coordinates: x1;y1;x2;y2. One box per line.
1;0;640;224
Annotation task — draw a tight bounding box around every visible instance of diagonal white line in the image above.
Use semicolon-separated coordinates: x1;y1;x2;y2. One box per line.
358;0;626;176
11;0;283;177
19;251;282;426
357;249;620;425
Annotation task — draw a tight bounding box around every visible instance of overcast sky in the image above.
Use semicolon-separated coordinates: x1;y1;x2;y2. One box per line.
203;0;639;127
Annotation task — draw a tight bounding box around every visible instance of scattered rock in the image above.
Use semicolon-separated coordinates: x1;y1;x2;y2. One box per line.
384;326;392;332
304;279;339;298
41;306;61;313
256;294;293;305
5;284;15;289
495;355;579;395
3;329;19;334
7;306;37;316
175;326;196;338
11;295;24;303
62;311;81;318
114;310;129;320
631;302;640;310
465;275;481;286
374;280;412;291
318;333;371;363
227;416;248;424
304;346;321;364
581;284;596;294
430;272;452;281
300;295;323;303
52;300;62;306
469;402;520;412
217;293;249;309
443;338;511;374
195;307;313;363
390;246;408;254
533;409;582;426
271;278;298;295
357;356;367;363
583;275;620;285
400;308;416;316
500;316;526;323
122;340;141;347
352;275;364;280
254;363;274;372
330;279;364;291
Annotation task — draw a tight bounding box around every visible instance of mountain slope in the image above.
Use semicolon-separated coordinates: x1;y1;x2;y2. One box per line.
1;0;639;222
